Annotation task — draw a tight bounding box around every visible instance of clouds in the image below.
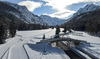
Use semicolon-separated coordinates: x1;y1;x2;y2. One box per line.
66;2;87;11
49;10;75;19
41;0;80;18
18;1;42;12
42;0;100;11
41;0;100;19
17;0;100;19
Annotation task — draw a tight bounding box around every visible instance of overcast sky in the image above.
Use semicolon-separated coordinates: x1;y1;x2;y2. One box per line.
1;0;100;19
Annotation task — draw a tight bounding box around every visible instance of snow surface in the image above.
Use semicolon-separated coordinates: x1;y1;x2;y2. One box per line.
68;31;100;58
70;47;91;59
1;28;100;59
0;28;70;59
68;31;100;43
24;43;69;59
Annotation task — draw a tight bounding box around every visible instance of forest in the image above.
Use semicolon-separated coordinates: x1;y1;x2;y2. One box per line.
62;9;100;37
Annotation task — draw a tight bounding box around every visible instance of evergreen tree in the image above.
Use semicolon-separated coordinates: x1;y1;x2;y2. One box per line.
0;15;8;43
9;20;16;37
55;25;60;35
0;25;6;43
62;25;67;33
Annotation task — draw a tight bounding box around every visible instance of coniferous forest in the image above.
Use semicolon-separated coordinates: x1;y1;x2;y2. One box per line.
0;14;48;44
61;9;100;37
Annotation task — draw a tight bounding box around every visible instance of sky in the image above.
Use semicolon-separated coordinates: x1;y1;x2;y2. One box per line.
1;0;100;19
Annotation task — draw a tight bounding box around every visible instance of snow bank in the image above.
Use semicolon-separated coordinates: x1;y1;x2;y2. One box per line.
68;31;100;58
24;43;70;59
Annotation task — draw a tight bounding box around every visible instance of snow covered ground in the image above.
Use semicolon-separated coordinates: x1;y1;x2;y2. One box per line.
0;28;100;59
68;31;100;58
0;28;70;59
24;43;69;59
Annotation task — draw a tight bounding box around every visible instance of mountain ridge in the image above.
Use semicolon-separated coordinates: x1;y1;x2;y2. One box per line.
0;1;47;25
62;3;100;37
73;3;100;17
40;15;66;26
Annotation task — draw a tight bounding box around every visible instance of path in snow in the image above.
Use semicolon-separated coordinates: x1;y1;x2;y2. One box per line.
8;40;28;59
7;28;53;59
0;28;71;59
0;36;20;59
0;28;54;59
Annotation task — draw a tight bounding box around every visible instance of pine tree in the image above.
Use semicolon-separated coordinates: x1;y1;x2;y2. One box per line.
0;25;6;43
55;25;60;35
0;15;8;44
9;20;16;37
62;25;67;33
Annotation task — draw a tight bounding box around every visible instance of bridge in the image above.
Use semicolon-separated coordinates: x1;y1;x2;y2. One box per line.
36;32;87;46
36;32;99;59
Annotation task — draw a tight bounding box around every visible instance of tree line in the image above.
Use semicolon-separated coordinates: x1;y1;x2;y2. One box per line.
0;14;48;44
61;9;100;37
0;14;16;44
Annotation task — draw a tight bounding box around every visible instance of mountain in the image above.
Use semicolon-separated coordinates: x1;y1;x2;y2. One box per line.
0;1;48;30
62;4;100;37
73;4;100;17
40;15;66;26
0;1;47;25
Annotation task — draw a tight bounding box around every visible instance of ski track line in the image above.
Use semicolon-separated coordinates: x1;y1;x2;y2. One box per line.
1;29;54;59
8;41;28;59
0;36;21;59
0;47;10;59
23;44;30;59
0;35;22;59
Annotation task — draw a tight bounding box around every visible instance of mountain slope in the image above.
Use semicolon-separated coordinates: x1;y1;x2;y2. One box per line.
73;4;100;17
0;1;47;25
40;15;66;26
62;4;100;36
0;1;48;30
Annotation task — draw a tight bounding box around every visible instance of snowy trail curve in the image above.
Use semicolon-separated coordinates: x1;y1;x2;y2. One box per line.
3;29;54;59
8;40;28;59
0;36;21;59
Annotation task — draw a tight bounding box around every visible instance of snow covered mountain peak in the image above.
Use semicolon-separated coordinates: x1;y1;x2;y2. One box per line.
40;15;66;26
0;1;47;25
73;3;100;16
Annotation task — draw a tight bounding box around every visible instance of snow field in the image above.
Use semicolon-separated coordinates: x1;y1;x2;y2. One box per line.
68;31;100;58
0;28;70;59
70;47;91;59
0;36;21;59
24;43;70;59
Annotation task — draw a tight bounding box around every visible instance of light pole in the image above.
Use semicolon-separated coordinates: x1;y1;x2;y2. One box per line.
43;34;46;53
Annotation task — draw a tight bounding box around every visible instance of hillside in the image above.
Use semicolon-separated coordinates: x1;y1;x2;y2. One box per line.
73;4;100;17
0;1;48;30
1;1;47;25
40;15;66;26
62;4;100;36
